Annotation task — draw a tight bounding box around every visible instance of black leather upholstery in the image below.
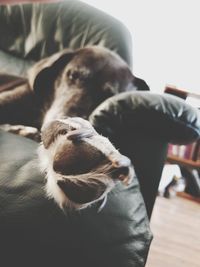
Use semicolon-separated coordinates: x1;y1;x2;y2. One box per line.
90;92;200;144
0;1;200;267
0;130;152;267
0;2;153;266
90;91;200;217
0;0;132;76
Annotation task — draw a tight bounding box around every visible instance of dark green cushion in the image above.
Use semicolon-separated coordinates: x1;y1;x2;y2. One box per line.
89;91;200;217
0;0;132;76
0;130;152;267
90;91;200;145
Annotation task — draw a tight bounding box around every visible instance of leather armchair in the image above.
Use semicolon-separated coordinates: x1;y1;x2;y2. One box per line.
0;1;199;267
0;0;133;75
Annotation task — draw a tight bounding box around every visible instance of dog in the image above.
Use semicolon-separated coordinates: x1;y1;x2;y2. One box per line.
0;46;137;210
0;45;149;139
38;117;134;210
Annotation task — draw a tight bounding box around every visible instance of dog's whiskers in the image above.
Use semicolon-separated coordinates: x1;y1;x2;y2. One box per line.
97;195;108;213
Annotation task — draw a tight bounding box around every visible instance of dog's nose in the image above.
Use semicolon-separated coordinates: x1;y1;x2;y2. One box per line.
109;154;134;185
111;155;131;168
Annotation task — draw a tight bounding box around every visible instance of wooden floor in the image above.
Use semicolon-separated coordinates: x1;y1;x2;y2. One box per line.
145;196;200;267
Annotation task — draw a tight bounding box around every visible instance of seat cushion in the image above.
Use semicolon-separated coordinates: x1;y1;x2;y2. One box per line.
0;130;152;267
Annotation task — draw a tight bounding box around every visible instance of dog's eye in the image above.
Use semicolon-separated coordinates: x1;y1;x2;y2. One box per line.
67;70;80;81
67;69;90;83
58;129;68;135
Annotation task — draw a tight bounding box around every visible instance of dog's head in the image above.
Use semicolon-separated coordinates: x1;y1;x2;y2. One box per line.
28;46;139;124
38;117;134;210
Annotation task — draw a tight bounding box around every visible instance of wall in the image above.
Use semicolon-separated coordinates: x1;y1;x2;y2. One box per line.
82;0;200;93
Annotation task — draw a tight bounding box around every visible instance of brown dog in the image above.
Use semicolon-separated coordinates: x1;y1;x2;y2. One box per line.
0;47;137;210
0;46;148;138
38;117;134;210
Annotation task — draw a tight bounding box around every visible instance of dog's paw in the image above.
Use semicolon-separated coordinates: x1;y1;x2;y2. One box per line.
0;124;40;141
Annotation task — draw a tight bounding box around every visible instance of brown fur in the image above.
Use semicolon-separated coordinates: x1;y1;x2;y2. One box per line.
0;46;146;132
39;117;134;209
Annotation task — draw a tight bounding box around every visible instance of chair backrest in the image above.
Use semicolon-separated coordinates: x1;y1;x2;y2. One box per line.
0;0;133;76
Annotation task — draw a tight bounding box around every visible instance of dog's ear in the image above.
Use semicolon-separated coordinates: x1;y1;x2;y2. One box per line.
133;77;150;91
122;70;150;92
28;49;75;93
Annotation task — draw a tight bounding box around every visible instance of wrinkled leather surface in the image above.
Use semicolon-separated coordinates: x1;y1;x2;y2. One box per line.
90;92;200;216
0;0;133;76
0;130;152;267
0;3;152;266
0;50;34;76
90;91;200;145
2;1;199;265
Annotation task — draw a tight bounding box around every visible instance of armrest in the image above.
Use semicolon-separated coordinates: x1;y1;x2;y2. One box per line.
90;91;200;217
90;91;200;145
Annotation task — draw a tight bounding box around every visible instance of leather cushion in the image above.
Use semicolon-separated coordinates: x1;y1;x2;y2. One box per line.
0;130;152;267
0;0;132;76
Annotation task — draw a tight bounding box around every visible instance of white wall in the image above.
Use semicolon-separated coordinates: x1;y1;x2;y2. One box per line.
81;0;200;93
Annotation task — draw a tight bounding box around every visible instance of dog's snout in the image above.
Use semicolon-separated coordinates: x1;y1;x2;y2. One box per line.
113;166;129;180
109;154;133;185
111;155;131;168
